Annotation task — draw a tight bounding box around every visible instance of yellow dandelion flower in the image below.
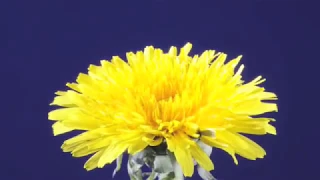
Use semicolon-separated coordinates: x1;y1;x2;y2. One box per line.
48;43;277;180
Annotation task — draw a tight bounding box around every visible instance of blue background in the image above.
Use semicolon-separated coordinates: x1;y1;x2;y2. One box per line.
5;0;315;180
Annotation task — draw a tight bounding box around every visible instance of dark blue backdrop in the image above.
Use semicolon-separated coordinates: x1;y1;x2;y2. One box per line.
6;0;315;180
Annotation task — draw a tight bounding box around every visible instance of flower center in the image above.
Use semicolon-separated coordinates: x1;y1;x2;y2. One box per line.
157;120;182;137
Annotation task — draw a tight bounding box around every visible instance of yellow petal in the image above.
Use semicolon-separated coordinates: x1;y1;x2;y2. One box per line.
228;117;276;135
84;150;104;171
97;143;128;168
52;121;73;136
232;101;278;115
48;108;80;121
190;143;214;171
169;135;194;177
266;124;277;135
127;139;148;155
217;131;266;160
50;90;81;107
200;136;238;165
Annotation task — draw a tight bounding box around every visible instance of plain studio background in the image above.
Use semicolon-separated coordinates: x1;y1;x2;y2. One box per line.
4;0;317;180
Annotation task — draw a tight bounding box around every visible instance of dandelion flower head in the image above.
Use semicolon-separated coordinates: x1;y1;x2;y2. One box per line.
48;43;277;179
